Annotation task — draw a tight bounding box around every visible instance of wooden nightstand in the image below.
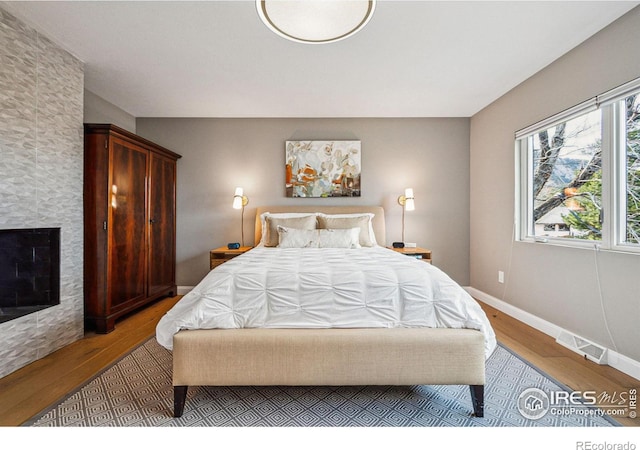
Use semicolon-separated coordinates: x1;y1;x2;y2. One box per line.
210;246;253;270
389;247;432;264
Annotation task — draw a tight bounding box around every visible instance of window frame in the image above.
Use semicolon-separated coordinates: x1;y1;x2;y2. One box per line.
515;77;640;254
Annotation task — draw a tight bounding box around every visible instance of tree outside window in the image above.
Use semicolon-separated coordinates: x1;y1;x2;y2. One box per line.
530;110;602;240
624;94;640;244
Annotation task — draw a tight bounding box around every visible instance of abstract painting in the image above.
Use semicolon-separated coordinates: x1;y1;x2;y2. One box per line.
285;141;361;197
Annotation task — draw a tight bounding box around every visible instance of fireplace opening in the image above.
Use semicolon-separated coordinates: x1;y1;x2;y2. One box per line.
0;228;60;324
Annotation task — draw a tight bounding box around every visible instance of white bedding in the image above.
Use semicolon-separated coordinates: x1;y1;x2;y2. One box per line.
156;246;497;358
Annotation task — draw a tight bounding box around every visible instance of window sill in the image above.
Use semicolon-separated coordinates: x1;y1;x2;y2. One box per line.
518;237;640;255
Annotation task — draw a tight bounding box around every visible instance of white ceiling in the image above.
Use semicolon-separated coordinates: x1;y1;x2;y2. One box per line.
3;1;639;118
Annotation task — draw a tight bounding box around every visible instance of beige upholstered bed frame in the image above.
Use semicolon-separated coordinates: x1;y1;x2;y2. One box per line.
171;206;486;418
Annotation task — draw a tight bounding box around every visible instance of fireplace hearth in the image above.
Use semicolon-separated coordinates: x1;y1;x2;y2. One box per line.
0;228;60;324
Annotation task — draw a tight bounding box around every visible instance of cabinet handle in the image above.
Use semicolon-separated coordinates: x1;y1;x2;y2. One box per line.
150;219;156;224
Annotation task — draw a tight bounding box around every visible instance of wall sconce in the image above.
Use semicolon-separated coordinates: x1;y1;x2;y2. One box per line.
232;187;249;247
397;188;415;244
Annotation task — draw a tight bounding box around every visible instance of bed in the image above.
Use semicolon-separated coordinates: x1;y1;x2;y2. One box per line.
156;206;497;418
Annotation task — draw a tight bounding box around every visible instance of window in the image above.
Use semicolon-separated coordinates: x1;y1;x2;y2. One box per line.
516;77;640;252
622;94;640;245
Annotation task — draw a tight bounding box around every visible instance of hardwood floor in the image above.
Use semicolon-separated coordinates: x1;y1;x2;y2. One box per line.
0;295;181;427
480;302;639;427
0;296;637;427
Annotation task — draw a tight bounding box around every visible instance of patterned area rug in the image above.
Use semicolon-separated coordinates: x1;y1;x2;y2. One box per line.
25;338;618;427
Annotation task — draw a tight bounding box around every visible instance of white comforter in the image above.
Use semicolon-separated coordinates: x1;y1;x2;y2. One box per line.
156;246;497;358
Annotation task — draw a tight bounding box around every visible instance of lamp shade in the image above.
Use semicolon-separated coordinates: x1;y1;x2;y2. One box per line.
232;187;244;209
404;188;415;211
256;0;376;44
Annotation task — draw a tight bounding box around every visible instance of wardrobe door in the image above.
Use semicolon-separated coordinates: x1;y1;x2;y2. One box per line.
107;137;148;311
147;152;177;297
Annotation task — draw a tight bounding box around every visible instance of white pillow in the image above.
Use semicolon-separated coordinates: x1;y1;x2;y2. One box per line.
277;226;361;249
277;226;319;248
259;212;317;246
318;228;361;248
316;213;377;247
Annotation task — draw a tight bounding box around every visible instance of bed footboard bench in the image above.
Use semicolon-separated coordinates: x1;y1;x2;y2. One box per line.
172;327;486;418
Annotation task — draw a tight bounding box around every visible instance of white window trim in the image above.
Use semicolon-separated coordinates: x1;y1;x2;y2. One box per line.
515;98;597;139
515;77;640;255
600;102;615;250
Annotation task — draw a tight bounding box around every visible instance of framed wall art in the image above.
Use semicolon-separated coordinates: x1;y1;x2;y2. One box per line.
285;140;361;197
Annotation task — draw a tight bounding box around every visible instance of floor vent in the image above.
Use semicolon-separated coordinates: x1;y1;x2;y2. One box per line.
556;331;608;365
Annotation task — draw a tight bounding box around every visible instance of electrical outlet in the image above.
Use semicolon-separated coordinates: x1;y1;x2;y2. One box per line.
498;271;505;284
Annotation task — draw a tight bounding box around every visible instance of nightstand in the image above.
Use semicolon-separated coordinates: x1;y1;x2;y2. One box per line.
210;246;253;270
389;247;432;264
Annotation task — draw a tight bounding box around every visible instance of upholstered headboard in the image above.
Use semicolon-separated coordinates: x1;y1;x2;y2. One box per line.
254;205;386;246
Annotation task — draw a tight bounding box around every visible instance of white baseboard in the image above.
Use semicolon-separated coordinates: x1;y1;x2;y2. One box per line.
465;286;640;381
177;286;194;295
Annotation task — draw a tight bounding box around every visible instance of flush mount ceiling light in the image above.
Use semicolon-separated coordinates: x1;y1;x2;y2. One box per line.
256;0;376;44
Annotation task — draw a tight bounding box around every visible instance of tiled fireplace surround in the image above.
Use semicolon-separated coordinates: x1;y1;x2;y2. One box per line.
0;7;85;378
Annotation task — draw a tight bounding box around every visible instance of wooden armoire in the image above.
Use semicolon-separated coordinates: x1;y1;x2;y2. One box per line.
83;124;182;333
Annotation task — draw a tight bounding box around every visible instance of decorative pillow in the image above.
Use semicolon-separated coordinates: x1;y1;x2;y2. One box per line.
316;213;377;247
263;214;317;247
318;228;361;248
277;226;361;249
259;212;317;246
276;227;320;248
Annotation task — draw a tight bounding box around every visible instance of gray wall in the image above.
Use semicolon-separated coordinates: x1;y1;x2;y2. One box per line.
84;89;136;133
470;7;640;362
0;8;84;378
136;118;471;287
